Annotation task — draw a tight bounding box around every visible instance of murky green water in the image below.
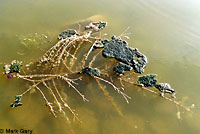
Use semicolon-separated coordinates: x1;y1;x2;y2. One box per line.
0;0;200;134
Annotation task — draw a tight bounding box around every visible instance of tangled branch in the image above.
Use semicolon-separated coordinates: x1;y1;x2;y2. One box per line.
3;20;193;123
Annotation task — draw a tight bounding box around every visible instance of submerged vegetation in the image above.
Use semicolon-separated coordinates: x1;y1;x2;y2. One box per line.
17;33;49;49
2;19;193;123
137;74;176;98
102;36;147;74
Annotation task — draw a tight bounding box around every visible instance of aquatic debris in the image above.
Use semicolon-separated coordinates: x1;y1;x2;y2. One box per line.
190;104;195;109
3;64;11;74
132;53;148;74
155;83;175;97
137;74;157;87
3;60;22;79
5;73;15;79
82;66;100;77
137;74;175;97
39;29;91;65
9;60;22;73
102;36;147;74
10;95;23;108
176;111;181;120
3;20;190;121
25;62;33;67
85;21;107;31
113;63;132;75
18;33;49;49
58;29;79;40
92;41;104;51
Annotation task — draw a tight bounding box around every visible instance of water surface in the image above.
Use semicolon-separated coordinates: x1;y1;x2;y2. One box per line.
0;0;200;134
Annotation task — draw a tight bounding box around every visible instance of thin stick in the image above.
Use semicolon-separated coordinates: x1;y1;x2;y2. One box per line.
126;81;190;111
20;82;41;96
81;41;96;68
62;59;73;73
40;39;65;62
19;77;55;96
0;62;6;65
88;49;102;67
35;85;57;117
18;74;62;78
118;78;124;87
19;77;41;82
94;76;131;103
42;81;62;112
56;31;92;65
52;79;81;122
40;31;92;65
57;38;77;64
119;26;130;37
69;41;83;69
77;23;81;33
60;76;88;102
96;79;124;117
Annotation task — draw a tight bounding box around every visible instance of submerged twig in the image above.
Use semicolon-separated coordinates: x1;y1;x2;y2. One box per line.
81;40;96;68
35;84;57;117
88;49;102;67
94;76;131;103
52;79;81;122
96;79;124;117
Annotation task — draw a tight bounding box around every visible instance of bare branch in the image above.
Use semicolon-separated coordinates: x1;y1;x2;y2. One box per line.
52;79;81;122
88;49;102;67
94;76;131;103
81;41;96;68
96;79;124;117
61;76;88;102
42;81;62;112
35;85;57;117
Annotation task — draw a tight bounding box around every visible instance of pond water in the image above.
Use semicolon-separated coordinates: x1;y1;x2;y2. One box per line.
0;0;200;134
